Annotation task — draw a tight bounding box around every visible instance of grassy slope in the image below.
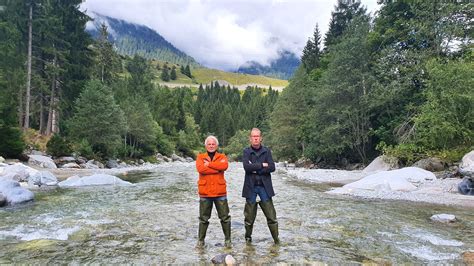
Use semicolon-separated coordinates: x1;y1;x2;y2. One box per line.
150;60;289;88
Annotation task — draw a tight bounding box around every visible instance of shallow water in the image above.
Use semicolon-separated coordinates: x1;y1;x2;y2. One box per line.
0;162;473;264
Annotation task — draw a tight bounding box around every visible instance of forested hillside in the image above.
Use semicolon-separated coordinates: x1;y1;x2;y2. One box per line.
237;50;300;80
268;0;473;166
0;1;278;161
0;0;472;167
86;12;199;67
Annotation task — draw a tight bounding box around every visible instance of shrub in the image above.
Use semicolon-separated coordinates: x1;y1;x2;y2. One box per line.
46;134;72;157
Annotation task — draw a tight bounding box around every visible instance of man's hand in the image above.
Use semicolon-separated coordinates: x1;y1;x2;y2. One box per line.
262;162;268;168
204;160;210;167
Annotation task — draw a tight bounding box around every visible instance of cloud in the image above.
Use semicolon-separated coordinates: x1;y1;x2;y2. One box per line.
81;0;379;70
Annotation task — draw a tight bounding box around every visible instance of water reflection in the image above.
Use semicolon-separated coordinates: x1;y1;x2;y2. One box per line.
0;162;472;264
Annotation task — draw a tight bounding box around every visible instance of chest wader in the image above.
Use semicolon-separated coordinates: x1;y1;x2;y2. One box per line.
197;199;231;248
244;201;258;243
259;199;280;244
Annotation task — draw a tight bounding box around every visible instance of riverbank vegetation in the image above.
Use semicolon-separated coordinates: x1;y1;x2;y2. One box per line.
0;1;472;166
268;1;473;166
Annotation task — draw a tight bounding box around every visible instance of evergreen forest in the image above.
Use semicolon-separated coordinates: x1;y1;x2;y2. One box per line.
0;0;472;167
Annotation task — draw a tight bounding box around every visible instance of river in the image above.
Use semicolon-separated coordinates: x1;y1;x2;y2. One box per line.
0;162;472;264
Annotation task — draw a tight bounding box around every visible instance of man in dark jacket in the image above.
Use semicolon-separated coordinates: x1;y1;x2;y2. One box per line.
242;128;279;244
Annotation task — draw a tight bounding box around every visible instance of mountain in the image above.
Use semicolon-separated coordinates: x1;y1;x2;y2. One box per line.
236;50;300;80
86;12;199;67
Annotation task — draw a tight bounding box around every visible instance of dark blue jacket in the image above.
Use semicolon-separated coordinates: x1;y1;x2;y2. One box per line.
241;145;276;199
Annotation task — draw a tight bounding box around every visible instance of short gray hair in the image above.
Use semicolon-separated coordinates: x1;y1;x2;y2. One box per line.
204;135;219;146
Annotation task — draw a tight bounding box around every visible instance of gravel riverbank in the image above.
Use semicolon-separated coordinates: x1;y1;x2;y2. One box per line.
282;167;474;209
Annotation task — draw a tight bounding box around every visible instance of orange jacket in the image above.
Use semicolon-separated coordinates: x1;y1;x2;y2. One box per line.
196;151;229;197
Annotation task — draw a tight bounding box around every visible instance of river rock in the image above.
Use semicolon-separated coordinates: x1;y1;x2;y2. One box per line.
362;155;399;175
463;251;474;264
30;150;46;155
412;158;445;172
458;177;474;195
54;156;76;166
60;162;81;169
28;170;58;187
0;178;34;204
58;174;132;187
0;156;5;163
84;160;104;169
1;163;40;182
430;213;456;223
0;192;6;207
459;150;474;177
28;155;57;169
211;254;235;265
106;159;119;169
331;167;436;193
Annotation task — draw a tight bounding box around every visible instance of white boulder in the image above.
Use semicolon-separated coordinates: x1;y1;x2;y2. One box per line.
459;150;474;177
60;163;81;169
28;155;57;169
0;178;34;204
1;163;40;182
331;167;436;193
362;155;399;175
58;174;132;187
430;214;456;223
28;170;58;186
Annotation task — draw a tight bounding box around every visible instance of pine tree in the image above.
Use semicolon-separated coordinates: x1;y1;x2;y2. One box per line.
301;24;322;72
170;66;177;80
68;80;126;157
324;0;366;50
161;67;170;81
184;64;192;78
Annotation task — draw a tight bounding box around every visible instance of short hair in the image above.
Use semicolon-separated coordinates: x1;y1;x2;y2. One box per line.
250;128;261;137
204;135;219;146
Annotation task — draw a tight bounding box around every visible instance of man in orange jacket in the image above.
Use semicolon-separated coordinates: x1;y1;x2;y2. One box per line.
195;135;231;248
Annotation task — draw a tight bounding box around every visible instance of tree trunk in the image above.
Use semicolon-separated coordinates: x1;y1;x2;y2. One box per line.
46;56;57;136
18;87;24;127
39;92;45;134
24;3;33;130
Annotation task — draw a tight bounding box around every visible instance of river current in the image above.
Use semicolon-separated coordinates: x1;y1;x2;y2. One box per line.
0;162;472;264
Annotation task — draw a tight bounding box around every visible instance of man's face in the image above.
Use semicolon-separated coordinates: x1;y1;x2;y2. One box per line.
206;139;217;153
249;131;262;148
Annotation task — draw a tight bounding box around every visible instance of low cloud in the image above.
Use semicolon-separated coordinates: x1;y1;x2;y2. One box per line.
81;0;378;70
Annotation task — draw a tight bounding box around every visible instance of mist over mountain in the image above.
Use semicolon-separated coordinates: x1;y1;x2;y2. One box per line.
236;51;300;80
86;12;199;67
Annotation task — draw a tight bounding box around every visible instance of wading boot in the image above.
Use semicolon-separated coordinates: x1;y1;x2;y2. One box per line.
244;201;258;244
196;199;213;248
259;199;280;244
215;199;232;248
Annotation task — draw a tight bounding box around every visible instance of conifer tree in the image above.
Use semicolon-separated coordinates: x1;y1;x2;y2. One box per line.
170;66;177;80
301;24;322;72
161;67;170;81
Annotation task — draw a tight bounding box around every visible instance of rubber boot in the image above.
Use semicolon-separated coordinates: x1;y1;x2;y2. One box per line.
259;199;280;244
244;201;258;244
215;199;232;248
197;199;213;248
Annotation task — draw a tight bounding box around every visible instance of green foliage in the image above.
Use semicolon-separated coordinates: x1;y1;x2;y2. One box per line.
301;24;322;72
161;67;170;81
46;134;72;157
411;59;473;151
224;129;250;161
170;67;177;80
0;126;25;158
74;139;96;159
68;80;126;158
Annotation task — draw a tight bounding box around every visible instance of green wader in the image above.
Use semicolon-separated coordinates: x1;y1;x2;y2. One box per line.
197;199;231;248
244;201;258;243
259;199;280;244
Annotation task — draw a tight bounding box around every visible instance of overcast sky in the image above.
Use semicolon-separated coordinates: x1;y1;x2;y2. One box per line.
81;0;379;71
